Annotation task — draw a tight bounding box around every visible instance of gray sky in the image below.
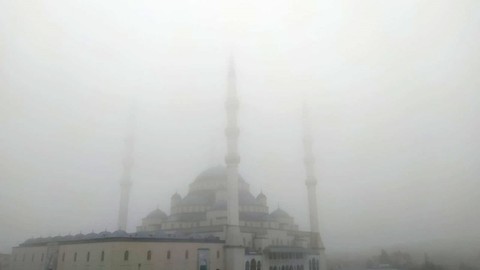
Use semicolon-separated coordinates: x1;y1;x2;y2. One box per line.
1;0;479;255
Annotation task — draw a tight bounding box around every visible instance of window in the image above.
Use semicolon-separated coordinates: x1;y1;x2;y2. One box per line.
86;252;90;262
101;251;104;262
257;261;261;270
167;250;171;259
217;250;220;259
251;259;257;270
245;261;250;270
124;251;129;261
185;250;189;259
147;250;152;261
74;252;77;262
31;254;34;262
41;253;44;262
62;253;65;262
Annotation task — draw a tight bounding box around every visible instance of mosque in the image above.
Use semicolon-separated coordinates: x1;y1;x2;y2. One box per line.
9;59;327;270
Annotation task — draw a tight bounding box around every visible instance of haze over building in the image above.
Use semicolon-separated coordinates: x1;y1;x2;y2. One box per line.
9;58;327;270
1;1;479;269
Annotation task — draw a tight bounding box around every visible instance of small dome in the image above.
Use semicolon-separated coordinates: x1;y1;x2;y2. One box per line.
270;208;291;219
257;192;266;200
85;232;98;239
63;234;74;241
111;230;129;237
73;233;84;240
98;231;112;238
145;208;168;219
171;192;181;200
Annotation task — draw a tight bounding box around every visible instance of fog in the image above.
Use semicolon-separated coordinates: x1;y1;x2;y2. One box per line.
1;0;479;260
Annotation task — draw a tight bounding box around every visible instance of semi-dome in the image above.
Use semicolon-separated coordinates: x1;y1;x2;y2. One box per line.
145;208;168;219
270;208;291;219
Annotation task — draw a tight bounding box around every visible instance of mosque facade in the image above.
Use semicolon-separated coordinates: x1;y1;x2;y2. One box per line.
9;58;327;270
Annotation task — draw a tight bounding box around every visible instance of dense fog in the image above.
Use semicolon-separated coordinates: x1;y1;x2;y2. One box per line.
1;0;479;264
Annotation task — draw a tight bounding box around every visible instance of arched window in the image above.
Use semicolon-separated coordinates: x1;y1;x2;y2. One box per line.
62;253;65;262
147;250;152;261
185;250;189;259
245;261;250;270
124;250;129;261
217;250;220;259
101;251;105;262
22;254;25;262
316;260;320;270
41;253;44;262
257;261;262;270
167;250;171;259
74;252;77;262
86;252;90;262
251;259;257;270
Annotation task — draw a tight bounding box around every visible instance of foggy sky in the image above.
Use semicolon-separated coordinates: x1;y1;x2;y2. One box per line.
1;0;480;255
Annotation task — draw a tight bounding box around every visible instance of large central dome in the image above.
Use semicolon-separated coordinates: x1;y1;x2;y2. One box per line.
189;166;249;193
179;166;256;209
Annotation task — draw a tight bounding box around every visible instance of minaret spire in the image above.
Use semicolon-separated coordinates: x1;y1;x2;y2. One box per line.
302;101;328;270
117;101;136;231
224;55;244;270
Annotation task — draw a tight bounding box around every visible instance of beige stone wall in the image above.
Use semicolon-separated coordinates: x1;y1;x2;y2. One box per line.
11;246;49;270
12;241;224;270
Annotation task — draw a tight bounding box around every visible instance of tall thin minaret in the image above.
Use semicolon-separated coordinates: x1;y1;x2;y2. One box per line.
117;102;136;231
302;103;328;270
224;55;244;270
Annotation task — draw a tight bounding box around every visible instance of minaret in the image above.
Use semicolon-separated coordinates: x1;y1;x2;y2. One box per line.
224;55;244;270
117;102;136;231
302;103;328;270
